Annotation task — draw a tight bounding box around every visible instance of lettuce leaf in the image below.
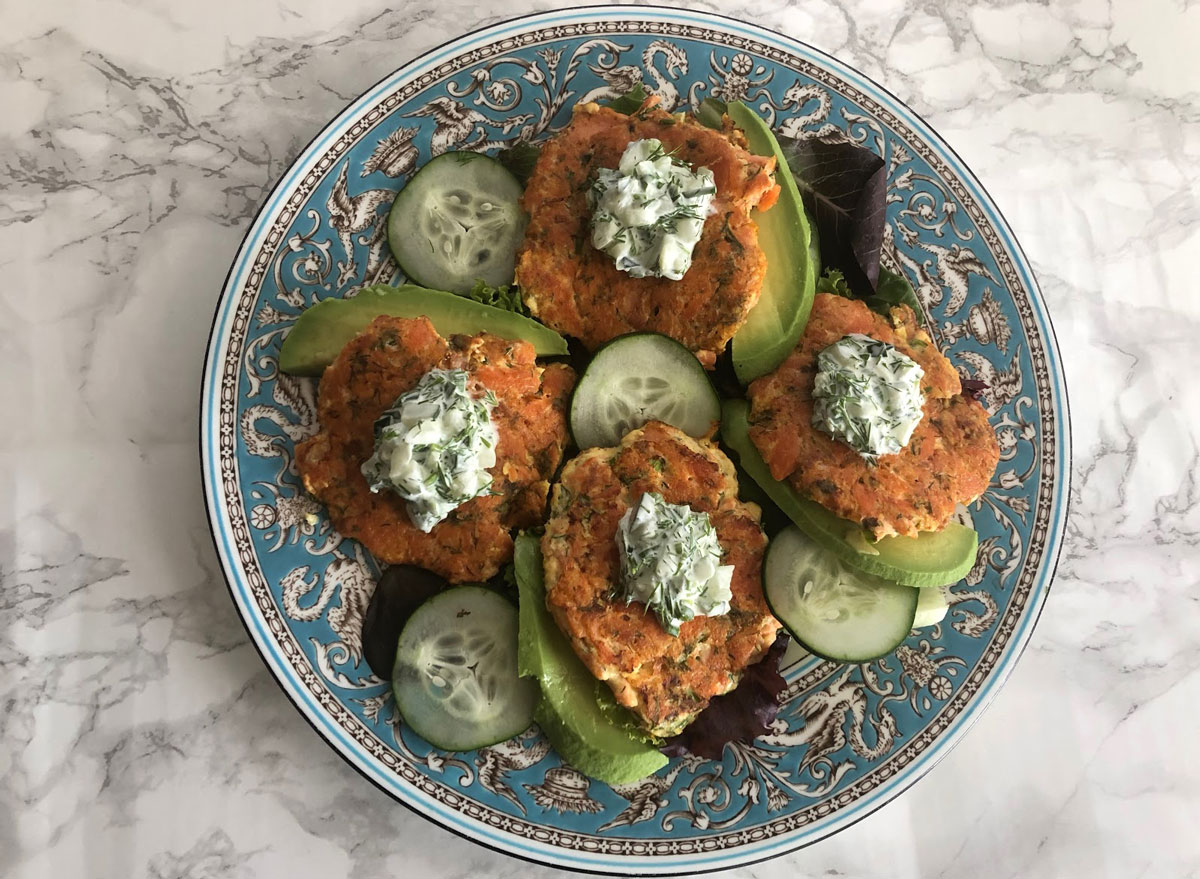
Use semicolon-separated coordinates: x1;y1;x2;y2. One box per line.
361;566;447;679
602;82;649;115
696;97;728;130
497;141;541;186
818;266;924;326
961;378;988;403
816;267;853;298
466;279;530;316
776;133;886;299
873;266;924;325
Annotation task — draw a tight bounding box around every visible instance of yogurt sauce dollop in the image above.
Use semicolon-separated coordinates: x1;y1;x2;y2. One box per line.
361;368;499;532
614;491;733;636
589;138;717;281
811;333;926;463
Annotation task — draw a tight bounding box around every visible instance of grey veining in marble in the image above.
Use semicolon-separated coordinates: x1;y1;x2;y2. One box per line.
2;0;1198;876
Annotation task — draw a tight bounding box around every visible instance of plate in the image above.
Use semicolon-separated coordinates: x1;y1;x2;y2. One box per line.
200;6;1069;874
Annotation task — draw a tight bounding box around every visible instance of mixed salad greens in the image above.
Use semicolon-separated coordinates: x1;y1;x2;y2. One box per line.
281;86;986;782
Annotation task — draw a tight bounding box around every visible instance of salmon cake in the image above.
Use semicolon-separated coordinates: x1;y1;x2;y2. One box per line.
516;99;780;367
296;315;574;582
542;421;781;737
747;293;999;540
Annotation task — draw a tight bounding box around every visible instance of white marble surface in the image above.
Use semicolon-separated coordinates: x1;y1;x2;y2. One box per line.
2;0;1198;876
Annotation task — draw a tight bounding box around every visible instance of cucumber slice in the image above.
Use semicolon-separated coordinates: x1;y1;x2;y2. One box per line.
387;152;526;294
392;586;536;751
913;584;950;629
570;333;720;449
764;526;917;662
721;399;978;587
278;284;567;376
727;102;817;384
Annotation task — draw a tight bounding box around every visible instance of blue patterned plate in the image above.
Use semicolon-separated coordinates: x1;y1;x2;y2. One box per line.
201;7;1069;873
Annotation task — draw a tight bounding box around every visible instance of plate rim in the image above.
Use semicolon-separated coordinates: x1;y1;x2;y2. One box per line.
198;5;1072;873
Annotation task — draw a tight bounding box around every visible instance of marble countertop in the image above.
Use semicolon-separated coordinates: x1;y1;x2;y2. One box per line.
3;0;1198;876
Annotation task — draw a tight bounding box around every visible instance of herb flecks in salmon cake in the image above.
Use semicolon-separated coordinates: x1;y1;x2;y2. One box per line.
542;421;781;738
296;315;574;582
516;99;780;368
746;293;999;540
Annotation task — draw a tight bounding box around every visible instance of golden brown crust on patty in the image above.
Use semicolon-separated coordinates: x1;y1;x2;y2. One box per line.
296;315;574;582
746;293;999;540
542;421;781;737
516;100;779;368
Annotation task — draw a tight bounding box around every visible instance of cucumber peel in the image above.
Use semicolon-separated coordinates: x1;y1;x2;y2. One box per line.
721;399;978;587
727;102;817;384
278;284;568;376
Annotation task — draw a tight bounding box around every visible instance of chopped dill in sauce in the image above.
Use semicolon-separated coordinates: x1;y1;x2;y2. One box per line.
811;334;925;463
614;492;733;636
361;368;499;532
589;138;716;280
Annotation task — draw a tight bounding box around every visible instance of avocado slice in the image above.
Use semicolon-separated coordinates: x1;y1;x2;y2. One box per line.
278;284;568;376
727;102;818;384
721;400;978;587
514;535;668;785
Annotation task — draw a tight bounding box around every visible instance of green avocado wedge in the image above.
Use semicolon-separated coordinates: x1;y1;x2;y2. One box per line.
721;400;978;587
278;284;568;376
727;102;817;385
514;534;667;785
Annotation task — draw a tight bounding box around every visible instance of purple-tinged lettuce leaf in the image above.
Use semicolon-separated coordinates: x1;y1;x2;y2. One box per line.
776;134;886;299
661;631;789;760
960;378;989;403
361;566;448;679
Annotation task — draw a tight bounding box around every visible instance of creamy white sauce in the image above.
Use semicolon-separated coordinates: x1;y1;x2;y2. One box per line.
614;492;733;636
361;368;499;532
811;333;925;463
589;138;717;280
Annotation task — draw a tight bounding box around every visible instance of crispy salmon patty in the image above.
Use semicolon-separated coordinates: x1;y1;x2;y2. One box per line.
296;316;574;582
542;421;781;738
516;100;779;367
747;293;999;540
